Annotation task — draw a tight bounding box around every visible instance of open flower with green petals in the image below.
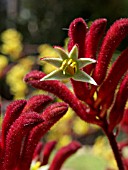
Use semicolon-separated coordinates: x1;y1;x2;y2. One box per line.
40;45;97;85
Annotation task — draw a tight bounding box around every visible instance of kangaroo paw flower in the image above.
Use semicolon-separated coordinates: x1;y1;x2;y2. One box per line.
93;18;128;85
95;48;128;111
49;141;81;170
84;18;107;74
3;112;44;170
40;45;97;85
19;102;68;170
41;141;57;165
24;70;89;121
109;74;128;132
68;17;87;57
22;95;53;113
1;100;27;148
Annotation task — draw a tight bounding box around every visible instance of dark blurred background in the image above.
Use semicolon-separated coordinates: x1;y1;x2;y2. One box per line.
1;0;128;46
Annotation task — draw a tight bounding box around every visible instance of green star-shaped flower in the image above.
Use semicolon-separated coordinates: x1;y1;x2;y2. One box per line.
40;45;97;85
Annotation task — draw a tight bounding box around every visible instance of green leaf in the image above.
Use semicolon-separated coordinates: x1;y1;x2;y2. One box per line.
77;58;96;68
69;45;78;60
40;58;62;67
40;69;71;81
73;70;97;85
54;47;68;60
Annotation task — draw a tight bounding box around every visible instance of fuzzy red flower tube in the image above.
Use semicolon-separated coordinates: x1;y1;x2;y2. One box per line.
3;112;44;170
0;95;69;170
49;141;81;170
1;100;27;149
24;17;128;170
41;141;57;165
18;102;68;170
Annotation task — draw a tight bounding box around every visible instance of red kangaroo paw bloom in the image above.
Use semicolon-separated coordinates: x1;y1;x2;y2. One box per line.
3;112;43;170
49;141;81;170
109;74;128;132
24;71;102;125
95;48;128;112
93;18;128;85
68;17;87;57
1;100;26;148
19;102;68;170
22;94;53;113
68;18;91;102
32;142;44;160
84;18;107;74
41;141;57;165
24;70;88;121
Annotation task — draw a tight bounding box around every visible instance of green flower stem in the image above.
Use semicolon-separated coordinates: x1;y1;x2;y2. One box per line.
101;120;125;170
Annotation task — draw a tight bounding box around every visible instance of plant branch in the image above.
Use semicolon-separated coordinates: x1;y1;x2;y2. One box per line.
101;120;125;170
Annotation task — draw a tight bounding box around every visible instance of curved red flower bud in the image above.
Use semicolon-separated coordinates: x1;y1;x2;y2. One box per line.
109;74;128;132
49;141;81;170
3;112;44;170
19;102;68;170
22;94;53;113
1;100;26;148
68;17;88;58
67;18;90;102
95;48;128;111
93;18;128;85
33;142;43;160
41;141;57;165
84;18;107;74
24;70;87;121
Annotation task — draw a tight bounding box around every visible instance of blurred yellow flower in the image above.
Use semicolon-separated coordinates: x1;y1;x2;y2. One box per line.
1;29;23;60
0;55;8;74
93;136;118;170
73;117;89;135
31;161;41;170
1;29;22;42
6;57;34;99
38;44;59;74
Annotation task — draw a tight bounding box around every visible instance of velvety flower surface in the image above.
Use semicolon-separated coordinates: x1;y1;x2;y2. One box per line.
24;17;128;170
0;95;68;170
25;17;128;130
1;17;127;170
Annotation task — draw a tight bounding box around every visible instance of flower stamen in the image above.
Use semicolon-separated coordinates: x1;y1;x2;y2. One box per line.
60;58;77;76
